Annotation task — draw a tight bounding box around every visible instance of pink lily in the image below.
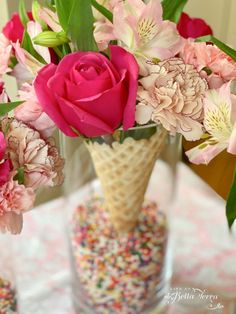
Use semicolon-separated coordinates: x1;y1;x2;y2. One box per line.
112;0;183;75
186;82;236;165
27;21;51;64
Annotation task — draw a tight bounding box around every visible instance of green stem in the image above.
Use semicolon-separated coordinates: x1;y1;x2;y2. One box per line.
53;46;64;59
91;0;113;22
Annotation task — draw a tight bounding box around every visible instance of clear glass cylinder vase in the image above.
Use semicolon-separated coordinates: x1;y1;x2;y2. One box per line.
61;126;181;314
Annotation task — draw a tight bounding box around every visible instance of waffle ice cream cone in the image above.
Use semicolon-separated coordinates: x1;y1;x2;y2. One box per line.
86;129;167;233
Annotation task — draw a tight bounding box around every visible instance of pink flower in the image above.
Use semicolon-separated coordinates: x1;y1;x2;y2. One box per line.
27;21;51;64
180;41;236;88
111;0;183;75
0;177;35;234
34;45;139;137
38;7;62;33
0;81;8;103
137;58;208;140
0;132;11;186
177;12;213;39
94;0;119;50
0;34;12;76
2;118;64;190
15;83;55;138
2;12;33;43
186;83;236;164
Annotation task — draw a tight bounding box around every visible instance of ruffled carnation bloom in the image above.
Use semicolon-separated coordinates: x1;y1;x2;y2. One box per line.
0;176;35;234
15;83;55;138
2;118;64;190
180;41;236;89
95;0;183;75
0;33;12;77
137;58;208;140
186;82;236;164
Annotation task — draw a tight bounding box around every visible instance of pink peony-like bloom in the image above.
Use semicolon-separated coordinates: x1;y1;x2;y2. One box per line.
2;118;64;190
177;12;213;39
0;131;11;186
137;58;208;140
15;83;55;138
34;45;139;137
186;82;236;164
0;177;35;234
180;41;236;88
111;0;183;75
0;33;12;77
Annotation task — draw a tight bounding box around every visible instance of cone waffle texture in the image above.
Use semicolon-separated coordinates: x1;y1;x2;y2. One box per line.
86;129;167;233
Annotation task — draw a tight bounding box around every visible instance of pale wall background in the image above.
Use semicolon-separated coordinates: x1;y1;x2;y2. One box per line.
0;0;235;204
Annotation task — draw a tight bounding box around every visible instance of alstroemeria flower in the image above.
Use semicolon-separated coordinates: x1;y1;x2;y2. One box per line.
112;0;183;75
27;21;51;64
38;7;62;33
186;82;236;164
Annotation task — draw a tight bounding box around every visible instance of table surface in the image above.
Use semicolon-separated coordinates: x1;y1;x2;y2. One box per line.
0;162;236;314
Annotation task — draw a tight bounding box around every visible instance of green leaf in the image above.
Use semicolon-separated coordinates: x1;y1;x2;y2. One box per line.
91;0;113;22
32;0;47;30
161;0;188;23
19;0;30;27
55;0;74;32
196;36;236;61
68;0;98;52
119;125;157;143
22;31;47;64
0;101;24;116
14;167;25;185
226;165;236;229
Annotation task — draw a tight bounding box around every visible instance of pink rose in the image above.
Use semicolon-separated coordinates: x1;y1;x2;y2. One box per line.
0;132;11;186
177;12;213;39
2;12;33;43
34;46;139;137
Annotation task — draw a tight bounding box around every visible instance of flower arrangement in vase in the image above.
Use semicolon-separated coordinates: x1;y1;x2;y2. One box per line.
0;0;236;313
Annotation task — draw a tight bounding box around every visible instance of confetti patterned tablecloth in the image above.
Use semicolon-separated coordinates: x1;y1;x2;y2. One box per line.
0;162;236;314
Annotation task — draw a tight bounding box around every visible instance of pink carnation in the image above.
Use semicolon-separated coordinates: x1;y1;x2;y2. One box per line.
180;41;236;88
137;58;207;140
0;177;35;234
2;118;64;190
15;83;55;138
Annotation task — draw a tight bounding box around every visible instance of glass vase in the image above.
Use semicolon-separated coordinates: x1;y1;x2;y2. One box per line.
61;126;181;314
0;235;18;314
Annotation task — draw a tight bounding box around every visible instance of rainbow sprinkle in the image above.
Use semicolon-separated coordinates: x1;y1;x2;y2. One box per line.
0;278;17;314
70;198;168;314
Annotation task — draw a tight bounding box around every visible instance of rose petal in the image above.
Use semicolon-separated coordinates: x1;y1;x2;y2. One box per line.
34;64;77;137
110;45;139;130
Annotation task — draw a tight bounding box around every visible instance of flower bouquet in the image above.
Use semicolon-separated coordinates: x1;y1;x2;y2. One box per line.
1;0;236;313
